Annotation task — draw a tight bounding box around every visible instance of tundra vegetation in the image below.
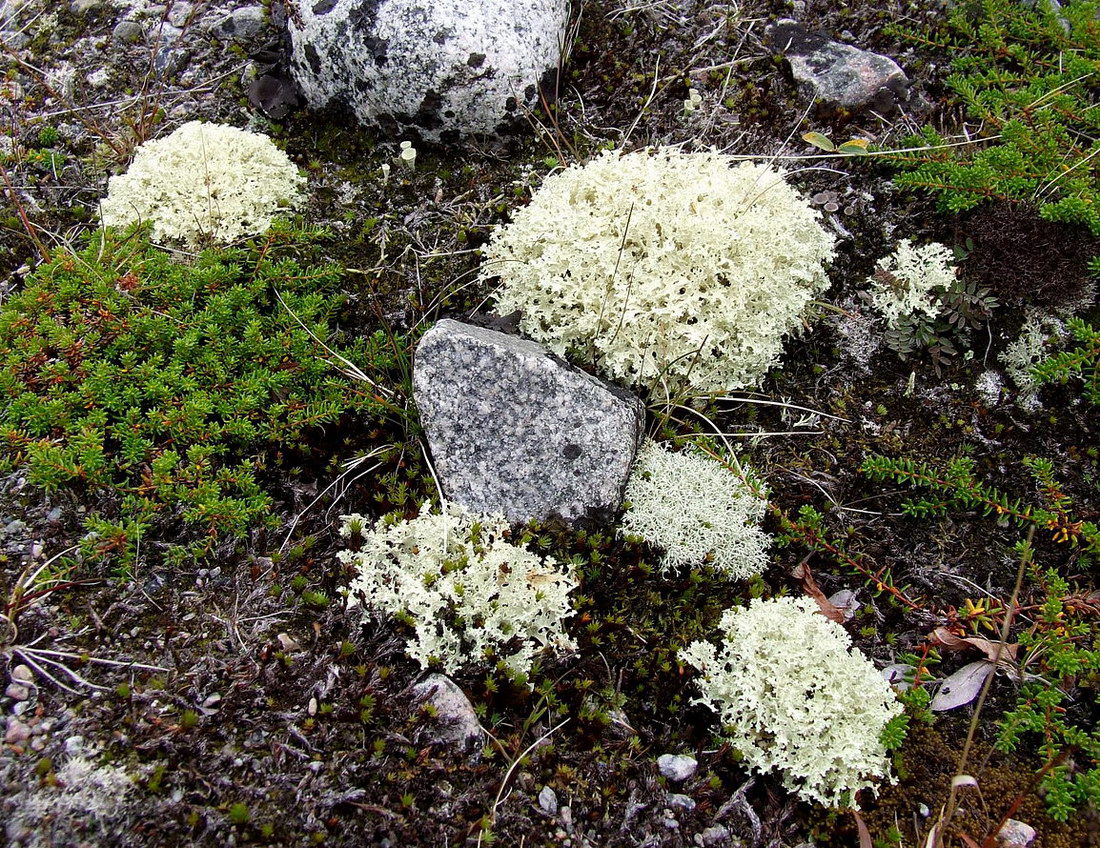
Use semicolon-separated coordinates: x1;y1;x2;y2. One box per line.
0;0;1098;846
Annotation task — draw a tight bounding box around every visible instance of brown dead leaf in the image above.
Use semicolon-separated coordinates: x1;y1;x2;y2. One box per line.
793;561;844;624
929;627;1018;663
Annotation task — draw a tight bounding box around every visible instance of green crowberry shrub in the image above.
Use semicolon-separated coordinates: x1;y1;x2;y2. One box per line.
0;224;384;568
887;0;1100;235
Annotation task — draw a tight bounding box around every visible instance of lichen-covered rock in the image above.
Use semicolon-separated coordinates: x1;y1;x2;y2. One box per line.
413;319;645;525
285;0;570;141
768;19;909;113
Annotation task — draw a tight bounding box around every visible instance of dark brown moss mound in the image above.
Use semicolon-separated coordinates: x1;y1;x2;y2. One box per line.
958;201;1099;308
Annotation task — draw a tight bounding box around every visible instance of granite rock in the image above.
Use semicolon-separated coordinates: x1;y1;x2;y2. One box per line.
768;19;908;113
414;320;644;525
285;0;570;141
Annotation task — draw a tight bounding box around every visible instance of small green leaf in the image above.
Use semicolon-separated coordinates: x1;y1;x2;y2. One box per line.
838;138;871;155
802;131;835;152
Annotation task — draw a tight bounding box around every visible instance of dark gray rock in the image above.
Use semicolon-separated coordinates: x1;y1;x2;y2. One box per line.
112;20;144;43
248;72;301;120
411;674;483;752
414;320;644;525
768;19;908;113
285;0;570;141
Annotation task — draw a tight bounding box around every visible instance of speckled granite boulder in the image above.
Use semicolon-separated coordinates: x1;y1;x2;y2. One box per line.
768;19;909;113
413;320;645;525
284;0;570;141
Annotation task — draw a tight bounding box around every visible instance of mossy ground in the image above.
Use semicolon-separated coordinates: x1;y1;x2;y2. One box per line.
1;0;1098;846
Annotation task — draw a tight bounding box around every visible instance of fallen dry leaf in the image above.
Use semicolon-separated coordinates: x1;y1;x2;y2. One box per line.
931;661;994;711
792;562;845;624
929;627;1018;663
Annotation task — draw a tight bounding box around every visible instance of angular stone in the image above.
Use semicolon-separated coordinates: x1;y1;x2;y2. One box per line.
414;320;645;525
657;753;697;782
997;819;1037;848
667;793;695;811
538;785;558;815
411;674;483;752
285;0;571;141
768;19;909;112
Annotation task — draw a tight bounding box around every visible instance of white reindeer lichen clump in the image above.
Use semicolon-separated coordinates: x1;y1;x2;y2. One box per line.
481;147;836;394
619;440;769;578
100;121;305;246
339;503;577;679
867;239;958;328
681;596;903;809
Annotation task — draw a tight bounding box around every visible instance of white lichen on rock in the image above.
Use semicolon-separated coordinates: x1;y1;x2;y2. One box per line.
339;504;577;678
680;596;902;808
619;439;769;578
866;239;957;328
99;121;305;245
483;147;836;394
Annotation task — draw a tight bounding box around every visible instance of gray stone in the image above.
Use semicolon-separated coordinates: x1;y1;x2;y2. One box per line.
413;320;645;525
112;20;144;43
166;2;193;27
538;785;558;815
411;674;483;752
768;19;909;112
71;0;106;12
657;753;697;782
154;46;190;77
997;819;1037;848
701;825;733;847
207;6;267;40
667;793;696;811
286;0;571;141
4;684;29;702
10;665;33;684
